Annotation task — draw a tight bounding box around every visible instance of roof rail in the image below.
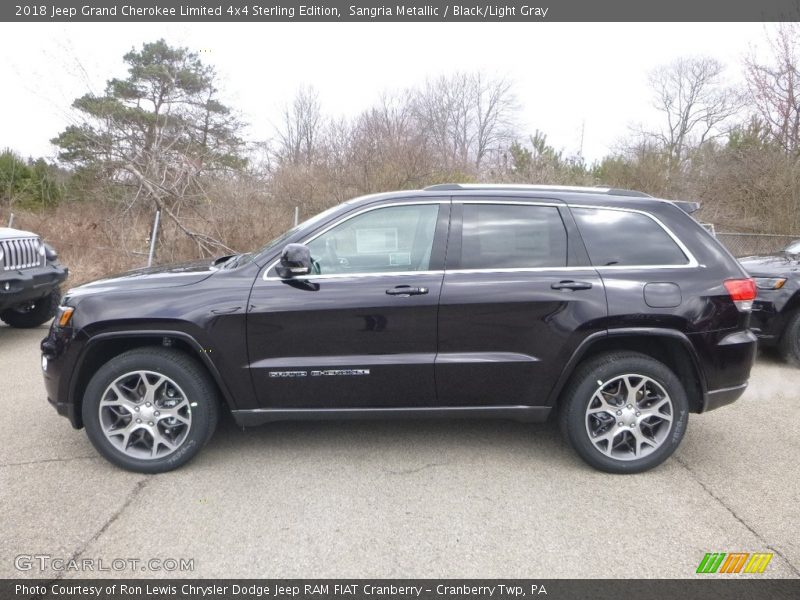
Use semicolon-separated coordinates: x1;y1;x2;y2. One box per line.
423;183;652;197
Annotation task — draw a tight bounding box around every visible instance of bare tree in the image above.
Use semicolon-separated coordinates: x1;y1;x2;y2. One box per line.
472;73;517;170
347;92;435;192
646;57;739;168
413;74;465;169
413;73;517;172
745;23;800;155
275;85;324;166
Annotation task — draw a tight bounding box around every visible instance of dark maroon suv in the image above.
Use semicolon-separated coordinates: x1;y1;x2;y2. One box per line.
41;184;757;474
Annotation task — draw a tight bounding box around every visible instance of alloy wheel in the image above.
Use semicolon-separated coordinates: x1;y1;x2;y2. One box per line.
585;374;673;461
98;370;192;459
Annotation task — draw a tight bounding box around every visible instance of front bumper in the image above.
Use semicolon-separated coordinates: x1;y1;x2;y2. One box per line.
749;282;798;344
702;382;749;412
0;262;68;311
41;322;83;429
750;300;797;347
46;394;80;427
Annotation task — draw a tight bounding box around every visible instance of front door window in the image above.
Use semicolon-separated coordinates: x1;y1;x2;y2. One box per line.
307;204;440;275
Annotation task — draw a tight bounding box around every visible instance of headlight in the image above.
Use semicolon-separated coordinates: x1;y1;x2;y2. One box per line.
754;277;787;290
43;243;58;261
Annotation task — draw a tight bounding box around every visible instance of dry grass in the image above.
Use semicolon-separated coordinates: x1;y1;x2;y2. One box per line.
11;202;147;287
9;181;302;287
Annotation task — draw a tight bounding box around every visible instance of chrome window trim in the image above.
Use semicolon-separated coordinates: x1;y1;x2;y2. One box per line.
266;269;445;281
261;198;700;282
567;203;700;270
595;263;699;271
446;266;599;275
262;200;448;281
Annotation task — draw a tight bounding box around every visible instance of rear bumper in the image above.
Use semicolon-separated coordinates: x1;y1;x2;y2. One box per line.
0;262;68;310
696;329;757;413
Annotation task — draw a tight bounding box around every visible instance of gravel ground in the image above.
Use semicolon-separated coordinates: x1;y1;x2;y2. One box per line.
1;322;798;579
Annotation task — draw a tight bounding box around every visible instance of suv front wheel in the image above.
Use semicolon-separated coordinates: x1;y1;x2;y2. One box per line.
559;351;689;474
778;310;800;367
82;347;220;473
0;287;60;328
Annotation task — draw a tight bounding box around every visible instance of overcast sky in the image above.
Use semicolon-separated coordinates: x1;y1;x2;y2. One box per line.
0;22;774;164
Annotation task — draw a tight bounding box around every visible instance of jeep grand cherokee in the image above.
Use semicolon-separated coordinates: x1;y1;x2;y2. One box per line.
40;184;758;474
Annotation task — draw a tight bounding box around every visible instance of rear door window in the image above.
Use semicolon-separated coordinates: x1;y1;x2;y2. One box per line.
459;204;568;269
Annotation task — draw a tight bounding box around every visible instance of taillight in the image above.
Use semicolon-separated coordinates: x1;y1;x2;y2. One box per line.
724;278;757;312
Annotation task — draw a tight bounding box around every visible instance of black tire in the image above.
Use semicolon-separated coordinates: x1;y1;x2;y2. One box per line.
82;347;220;473
0;287;60;328
778;310;800;367
559;351;689;474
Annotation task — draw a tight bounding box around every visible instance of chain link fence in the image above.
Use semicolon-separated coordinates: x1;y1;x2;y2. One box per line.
716;232;800;258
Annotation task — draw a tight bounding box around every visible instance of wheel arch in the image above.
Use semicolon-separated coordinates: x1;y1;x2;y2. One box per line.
779;292;800;332
783;289;800;314
68;330;236;428
549;329;707;413
777;300;800;365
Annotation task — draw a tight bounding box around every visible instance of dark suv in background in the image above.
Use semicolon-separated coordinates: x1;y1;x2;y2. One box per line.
740;239;800;366
41;184;757;474
1;226;67;328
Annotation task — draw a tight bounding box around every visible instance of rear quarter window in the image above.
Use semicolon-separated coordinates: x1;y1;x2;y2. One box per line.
571;207;688;267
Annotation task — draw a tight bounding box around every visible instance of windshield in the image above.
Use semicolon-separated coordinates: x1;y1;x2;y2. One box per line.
252;204;344;259
217;204;346;270
785;240;800;254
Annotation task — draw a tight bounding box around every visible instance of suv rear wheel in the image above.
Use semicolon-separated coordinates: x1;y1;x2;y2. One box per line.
559;351;689;474
82;347;219;473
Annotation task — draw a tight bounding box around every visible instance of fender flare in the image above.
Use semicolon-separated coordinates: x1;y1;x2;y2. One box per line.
68;329;238;411
546;328;708;406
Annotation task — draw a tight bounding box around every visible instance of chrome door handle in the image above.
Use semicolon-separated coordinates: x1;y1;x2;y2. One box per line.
386;285;429;296
551;280;593;291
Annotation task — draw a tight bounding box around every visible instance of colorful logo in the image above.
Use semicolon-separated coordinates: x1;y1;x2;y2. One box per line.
696;552;773;574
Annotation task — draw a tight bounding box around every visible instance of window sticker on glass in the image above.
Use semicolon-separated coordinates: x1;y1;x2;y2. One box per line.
389;252;411;266
356;228;399;253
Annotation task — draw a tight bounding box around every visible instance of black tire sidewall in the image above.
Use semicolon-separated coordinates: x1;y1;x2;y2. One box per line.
82;349;216;473
0;287;60;328
779;311;800;367
562;354;689;474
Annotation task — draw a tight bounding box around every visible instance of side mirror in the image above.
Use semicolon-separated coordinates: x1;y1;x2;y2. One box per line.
276;243;312;278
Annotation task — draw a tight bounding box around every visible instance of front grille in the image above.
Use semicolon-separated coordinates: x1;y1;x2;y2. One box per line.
1;237;44;271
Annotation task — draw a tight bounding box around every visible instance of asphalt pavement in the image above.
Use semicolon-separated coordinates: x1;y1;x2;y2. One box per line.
1;322;798;579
